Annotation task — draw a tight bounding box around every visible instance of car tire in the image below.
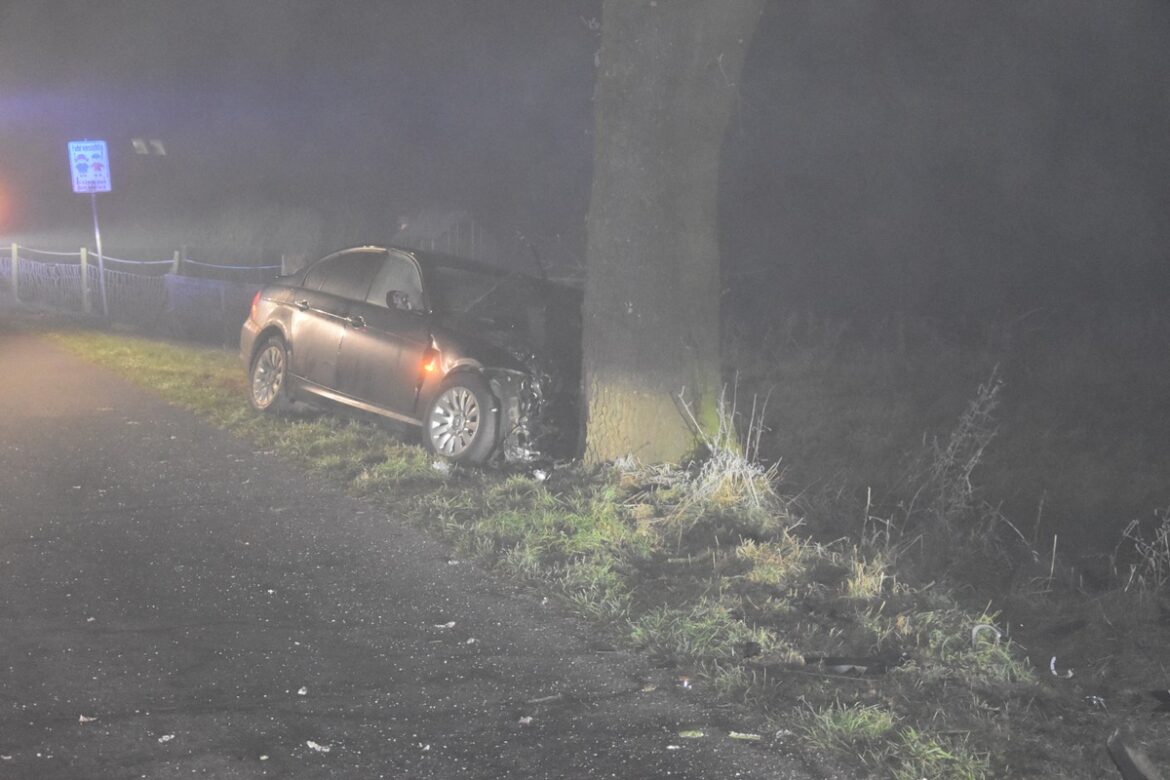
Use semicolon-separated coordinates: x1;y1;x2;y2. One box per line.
423;372;499;463
248;336;292;413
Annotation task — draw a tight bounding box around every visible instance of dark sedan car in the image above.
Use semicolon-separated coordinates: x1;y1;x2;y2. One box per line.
241;246;581;463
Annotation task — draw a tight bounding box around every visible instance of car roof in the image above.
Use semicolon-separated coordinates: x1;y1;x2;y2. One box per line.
337;245;551;281
309;245;582;293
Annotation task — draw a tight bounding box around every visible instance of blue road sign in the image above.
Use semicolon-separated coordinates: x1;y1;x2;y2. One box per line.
69;140;112;193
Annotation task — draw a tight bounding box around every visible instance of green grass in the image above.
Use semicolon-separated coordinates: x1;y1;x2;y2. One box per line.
798;704;991;780
43;324;1169;778
629;599;778;662
798;702;898;759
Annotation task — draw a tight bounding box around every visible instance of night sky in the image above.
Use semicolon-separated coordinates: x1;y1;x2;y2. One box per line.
2;1;1168;319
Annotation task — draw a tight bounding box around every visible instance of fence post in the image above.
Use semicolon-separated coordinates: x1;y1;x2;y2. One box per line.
172;250;181;275
79;247;92;314
9;243;17;302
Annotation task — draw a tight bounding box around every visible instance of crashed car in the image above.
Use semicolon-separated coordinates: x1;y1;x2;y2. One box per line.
240;245;581;463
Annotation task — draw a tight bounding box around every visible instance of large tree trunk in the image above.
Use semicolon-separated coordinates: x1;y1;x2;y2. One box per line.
582;0;764;464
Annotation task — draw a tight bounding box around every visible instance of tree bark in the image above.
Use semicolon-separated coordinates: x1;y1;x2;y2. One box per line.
582;0;764;464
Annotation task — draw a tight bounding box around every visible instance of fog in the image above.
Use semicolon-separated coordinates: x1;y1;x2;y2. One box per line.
2;0;1168;318
724;1;1170;322
0;1;596;267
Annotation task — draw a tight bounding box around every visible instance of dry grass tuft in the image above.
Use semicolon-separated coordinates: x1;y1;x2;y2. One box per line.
1117;507;1170;593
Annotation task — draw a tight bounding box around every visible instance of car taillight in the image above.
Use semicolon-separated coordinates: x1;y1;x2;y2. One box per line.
421;347;439;374
250;290;262;323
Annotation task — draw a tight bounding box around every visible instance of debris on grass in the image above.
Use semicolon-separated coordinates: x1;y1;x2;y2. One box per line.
728;731;762;741
1106;728;1164;780
970;623;1002;647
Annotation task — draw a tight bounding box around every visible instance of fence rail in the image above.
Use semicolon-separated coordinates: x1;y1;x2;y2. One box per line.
0;242;277;343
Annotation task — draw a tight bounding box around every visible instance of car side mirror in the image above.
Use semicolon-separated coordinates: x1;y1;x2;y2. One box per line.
387;290;414;311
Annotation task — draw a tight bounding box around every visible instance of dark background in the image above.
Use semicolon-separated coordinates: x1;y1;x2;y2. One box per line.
723;1;1170;323
3;0;1168;321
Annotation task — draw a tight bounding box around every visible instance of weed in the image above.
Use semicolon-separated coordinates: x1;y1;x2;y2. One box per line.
800;705;989;780
350;446;441;493
617;389;797;549
704;661;756;702
555;557;632;623
902;608;1033;687
485;474;562;513
900;368;1002;536
499;543;547;580
798;702;897;758
893;728;990;780
845;551;894;600
736;536;808;589
629;599;773;663
676;385;782;512
1116;507;1170;592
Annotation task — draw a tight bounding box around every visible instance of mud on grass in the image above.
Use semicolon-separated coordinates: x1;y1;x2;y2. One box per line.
48;326;1170;779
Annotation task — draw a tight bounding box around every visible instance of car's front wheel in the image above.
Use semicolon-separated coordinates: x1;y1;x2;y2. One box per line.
249;337;292;412
423;372;499;463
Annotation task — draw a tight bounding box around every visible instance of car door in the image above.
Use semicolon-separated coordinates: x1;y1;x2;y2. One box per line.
334;250;431;419
287;250;382;390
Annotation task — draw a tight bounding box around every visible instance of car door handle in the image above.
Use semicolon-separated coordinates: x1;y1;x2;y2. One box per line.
295;299;310;311
348;314;366;329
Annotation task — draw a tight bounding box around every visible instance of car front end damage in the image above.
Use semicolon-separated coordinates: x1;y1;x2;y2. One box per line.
487;368;545;462
483;344;579;463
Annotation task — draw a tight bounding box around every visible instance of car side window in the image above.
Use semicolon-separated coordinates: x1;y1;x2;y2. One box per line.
303;252;383;301
367;253;424;310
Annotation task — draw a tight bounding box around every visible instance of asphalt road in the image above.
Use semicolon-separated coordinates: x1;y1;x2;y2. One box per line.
0;327;818;779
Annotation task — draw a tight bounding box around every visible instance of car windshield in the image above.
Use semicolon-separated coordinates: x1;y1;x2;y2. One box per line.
427;265;535;328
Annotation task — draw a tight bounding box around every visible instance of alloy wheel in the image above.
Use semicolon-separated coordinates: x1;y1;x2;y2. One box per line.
429;386;481;457
251;344;285;409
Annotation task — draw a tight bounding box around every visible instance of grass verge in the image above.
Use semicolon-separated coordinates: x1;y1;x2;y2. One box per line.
46;325;1170;778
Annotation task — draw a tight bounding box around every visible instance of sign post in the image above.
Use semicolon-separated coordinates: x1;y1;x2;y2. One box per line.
68;140;111;317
